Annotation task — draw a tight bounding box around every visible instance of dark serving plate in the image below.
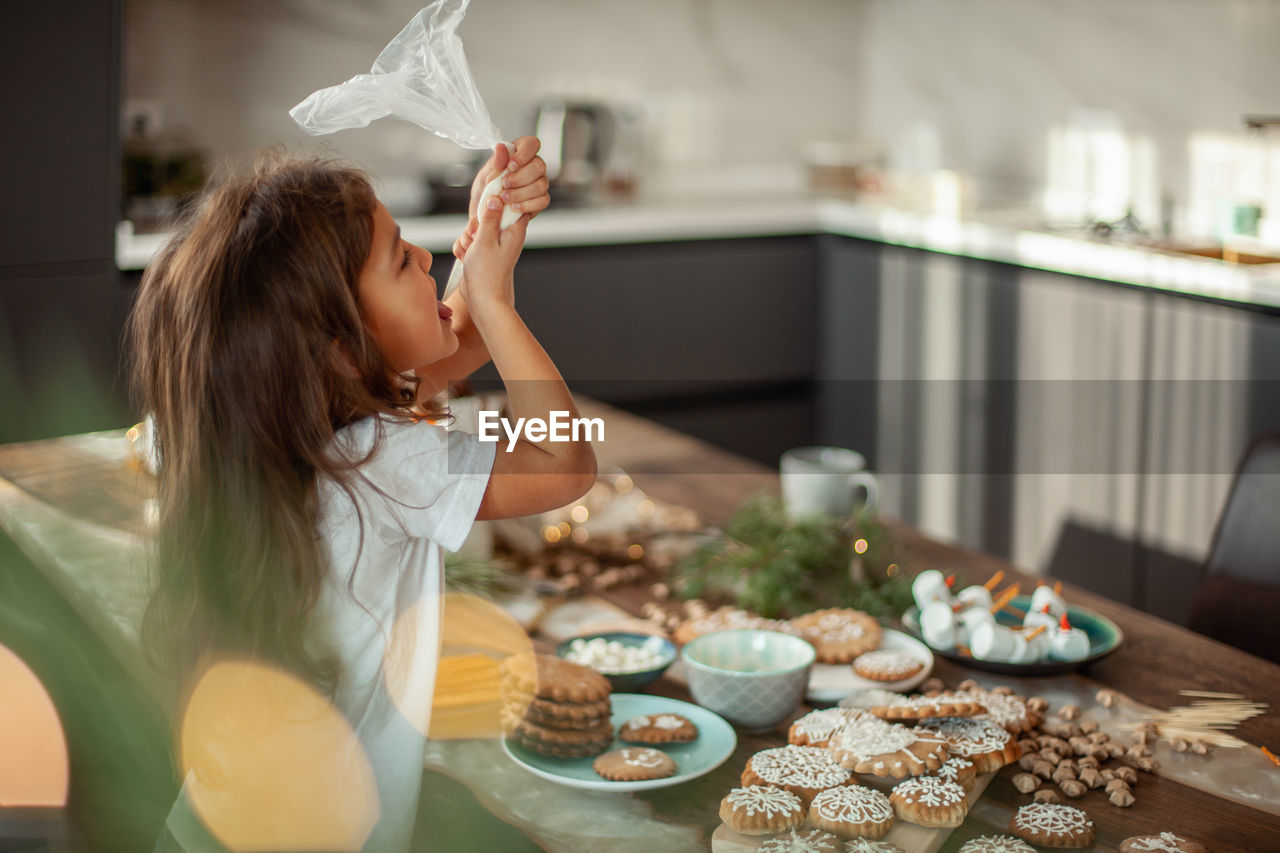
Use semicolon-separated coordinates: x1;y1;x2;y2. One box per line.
901;595;1123;676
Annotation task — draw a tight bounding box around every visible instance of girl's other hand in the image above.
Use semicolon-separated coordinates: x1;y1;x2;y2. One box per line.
456;137;548;261
457;196;529;312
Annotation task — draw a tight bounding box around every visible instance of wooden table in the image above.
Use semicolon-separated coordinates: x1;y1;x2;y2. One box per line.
1;401;1278;852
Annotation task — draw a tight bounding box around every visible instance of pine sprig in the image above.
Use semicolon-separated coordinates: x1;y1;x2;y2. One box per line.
443;554;520;599
672;494;912;619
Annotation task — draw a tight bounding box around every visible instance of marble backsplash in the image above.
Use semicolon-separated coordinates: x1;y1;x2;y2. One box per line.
125;0;1279;233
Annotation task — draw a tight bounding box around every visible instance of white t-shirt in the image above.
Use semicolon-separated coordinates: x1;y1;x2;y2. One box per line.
165;416;494;853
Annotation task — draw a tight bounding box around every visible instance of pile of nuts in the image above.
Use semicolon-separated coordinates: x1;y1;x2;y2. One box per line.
1005;687;1211;809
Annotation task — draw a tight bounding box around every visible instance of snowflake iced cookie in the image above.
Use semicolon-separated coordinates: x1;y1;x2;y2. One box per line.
618;713;697;743
852;649;925;682
740;745;852;805
951;687;1040;733
844;841;904;853
757;828;844;853
591;747;676;781
787;707;869;747
1118;833;1208;853
807;784;893;840
1009;803;1095;848
827;717;949;778
717;785;804;836
889;775;969;828
918;716;1021;774
789;608;882;662
958;836;1037;853
931;755;977;792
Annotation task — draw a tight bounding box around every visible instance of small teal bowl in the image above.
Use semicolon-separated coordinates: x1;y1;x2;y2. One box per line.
555;632;678;692
681;629;816;730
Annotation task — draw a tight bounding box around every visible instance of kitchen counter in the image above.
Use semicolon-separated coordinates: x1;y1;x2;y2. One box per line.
116;186;1280;311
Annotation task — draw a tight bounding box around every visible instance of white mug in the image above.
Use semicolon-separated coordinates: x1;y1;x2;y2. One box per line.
780;446;880;519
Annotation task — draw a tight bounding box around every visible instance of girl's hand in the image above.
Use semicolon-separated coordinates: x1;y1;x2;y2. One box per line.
455;137;548;261
458;196;529;311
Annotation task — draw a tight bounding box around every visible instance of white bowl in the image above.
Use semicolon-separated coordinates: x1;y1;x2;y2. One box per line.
681;630;815;730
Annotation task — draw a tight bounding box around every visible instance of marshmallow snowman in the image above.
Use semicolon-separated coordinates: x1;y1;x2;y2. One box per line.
920;600;957;649
954;584;994;611
1030;584;1068;620
1048;613;1090;661
912;570;954;612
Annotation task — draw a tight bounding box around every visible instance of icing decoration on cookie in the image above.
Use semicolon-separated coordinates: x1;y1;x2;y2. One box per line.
890;776;966;808
620;747;666;768
790;708;864;744
1011;803;1093;835
809;785;892;825
958;836;1036;853
844;841;904;853
750;746;851;789
1123;833;1204;852
724;785;805;818
653;714;686;729
854;649;923;679
920;717;1012;756
757;828;843;853
830;720;948;768
934;756;974;785
952;688;1036;732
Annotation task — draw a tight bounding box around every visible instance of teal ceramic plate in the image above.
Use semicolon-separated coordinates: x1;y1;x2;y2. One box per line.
502;694;737;792
901;596;1123;675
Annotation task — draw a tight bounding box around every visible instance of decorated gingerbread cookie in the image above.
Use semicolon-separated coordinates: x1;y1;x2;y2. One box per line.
592;747;676;781
1118;833;1209;853
718;785;805;836
787;707;868;747
618;713;697;743
807;784;894;840
827;718;949;778
789;608;882;663
867;693;986;723
959;836;1037;853
1009;803;1095;848
673;606;797;645
889;775;969;828
757;829;844;853
499;653;611;704
932;755;977;792
843;841;905;853
951;687;1040;734
852;649;925;682
918;716;1022;774
741;745;852;805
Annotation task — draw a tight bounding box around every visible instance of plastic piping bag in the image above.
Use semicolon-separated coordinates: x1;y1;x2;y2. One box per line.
290;0;519;298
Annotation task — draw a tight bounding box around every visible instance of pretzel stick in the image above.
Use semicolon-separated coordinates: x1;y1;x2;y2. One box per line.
989;584;1021;614
1053;580;1063;595
1023;624;1047;641
983;570;1005;591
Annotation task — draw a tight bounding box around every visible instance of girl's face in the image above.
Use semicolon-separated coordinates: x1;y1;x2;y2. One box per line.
357;202;458;373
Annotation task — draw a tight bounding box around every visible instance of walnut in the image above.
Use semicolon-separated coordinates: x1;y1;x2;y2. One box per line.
957;678;981;691
1060;779;1087;798
1026;696;1050;713
1109;788;1136;807
1013;772;1040;793
1033;789;1060;804
1096;688;1117;707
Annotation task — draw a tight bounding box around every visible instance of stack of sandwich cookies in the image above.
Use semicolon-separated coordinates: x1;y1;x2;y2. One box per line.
499;653;613;758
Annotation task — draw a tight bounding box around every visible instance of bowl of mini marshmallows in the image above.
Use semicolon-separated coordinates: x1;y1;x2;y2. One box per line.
556;632;678;692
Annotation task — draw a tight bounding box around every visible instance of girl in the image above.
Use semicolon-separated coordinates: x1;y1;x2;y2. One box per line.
130;138;595;852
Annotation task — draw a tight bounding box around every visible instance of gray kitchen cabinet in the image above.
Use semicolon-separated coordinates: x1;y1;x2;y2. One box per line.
461;236;820;465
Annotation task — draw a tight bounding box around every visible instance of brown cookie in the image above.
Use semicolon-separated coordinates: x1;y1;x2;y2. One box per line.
951;687;1040;734
827;718;949;778
1118;834;1208;853
1009;803;1095;848
958;837;1037;853
789;608;882;663
718;785;805;836
503;688;611;726
853;649;925;682
889;776;969;828
500;710;614;746
672;606;797;645
499;653;611;703
807;784;894;840
592;746;676;781
740;745;852;805
931;755;977;792
511;732;612;758
918;717;1022;774
618;712;697;743
869;695;986;723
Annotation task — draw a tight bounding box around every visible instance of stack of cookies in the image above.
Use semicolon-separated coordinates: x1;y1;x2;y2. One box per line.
499;653;613;758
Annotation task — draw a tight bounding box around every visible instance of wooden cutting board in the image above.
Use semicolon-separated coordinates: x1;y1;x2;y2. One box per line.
711;771;994;853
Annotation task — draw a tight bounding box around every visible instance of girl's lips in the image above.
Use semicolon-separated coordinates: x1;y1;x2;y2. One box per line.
438;301;453;321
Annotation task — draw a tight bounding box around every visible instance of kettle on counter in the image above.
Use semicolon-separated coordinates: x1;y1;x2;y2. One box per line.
533;99;615;205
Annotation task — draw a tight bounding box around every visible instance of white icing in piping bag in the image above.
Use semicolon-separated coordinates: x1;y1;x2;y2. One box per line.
443;146;521;300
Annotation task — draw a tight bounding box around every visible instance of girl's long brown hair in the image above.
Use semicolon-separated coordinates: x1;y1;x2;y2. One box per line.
129;153;431;696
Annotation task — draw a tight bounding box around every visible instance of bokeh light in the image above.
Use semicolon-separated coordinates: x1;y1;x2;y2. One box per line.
0;642;68;806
